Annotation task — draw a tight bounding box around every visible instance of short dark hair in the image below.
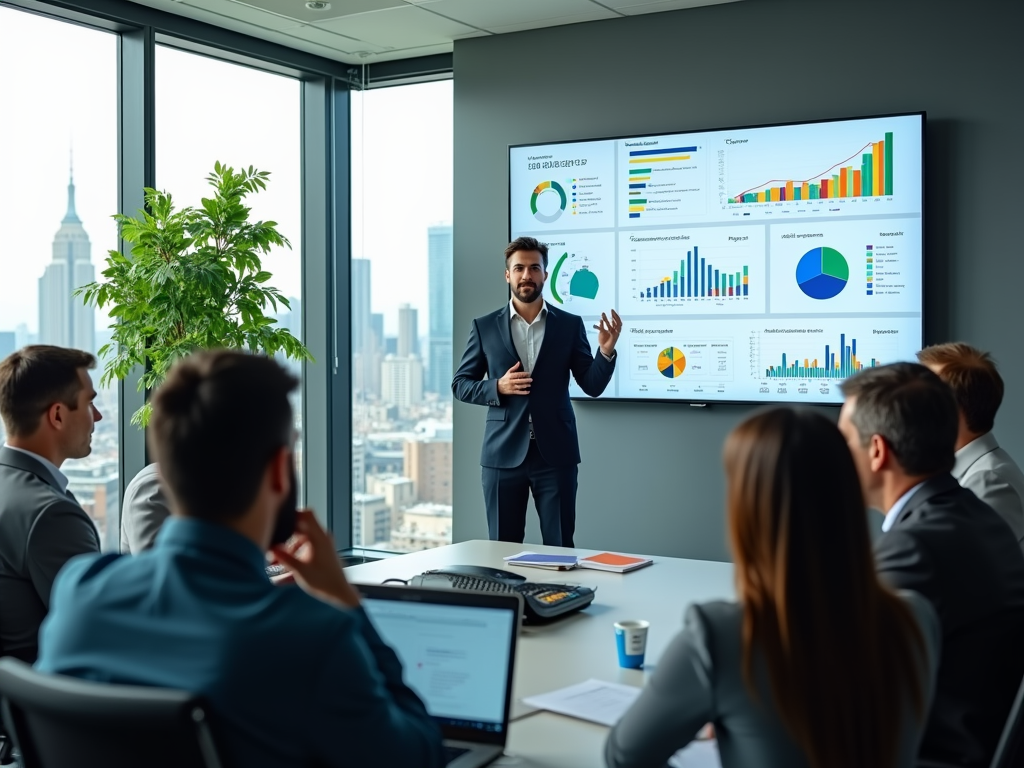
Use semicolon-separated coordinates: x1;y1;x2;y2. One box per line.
148;350;298;523
504;237;549;270
839;362;958;476
0;346;96;437
917;342;1004;434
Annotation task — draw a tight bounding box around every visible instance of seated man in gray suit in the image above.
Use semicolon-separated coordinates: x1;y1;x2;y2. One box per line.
120;463;169;554
839;363;1024;768
918;342;1024;548
0;346;102;662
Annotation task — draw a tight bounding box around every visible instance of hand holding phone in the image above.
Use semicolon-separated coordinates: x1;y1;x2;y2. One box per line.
271;510;360;609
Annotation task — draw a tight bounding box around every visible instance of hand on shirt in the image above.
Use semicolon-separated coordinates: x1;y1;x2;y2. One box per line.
595;310;623;357
270;510;361;609
497;361;532;396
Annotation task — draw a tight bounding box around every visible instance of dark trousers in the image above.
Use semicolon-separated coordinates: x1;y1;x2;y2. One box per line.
481;440;579;546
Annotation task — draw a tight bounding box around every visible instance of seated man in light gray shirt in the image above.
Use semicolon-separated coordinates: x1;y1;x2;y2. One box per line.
919;342;1024;549
120;463;170;553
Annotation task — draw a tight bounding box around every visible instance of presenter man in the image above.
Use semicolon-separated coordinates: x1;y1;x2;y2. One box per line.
452;236;621;546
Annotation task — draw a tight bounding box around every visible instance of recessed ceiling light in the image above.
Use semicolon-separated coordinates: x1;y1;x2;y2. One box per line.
305;1;331;9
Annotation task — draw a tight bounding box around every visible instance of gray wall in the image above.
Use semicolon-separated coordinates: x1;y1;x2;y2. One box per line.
451;0;1024;562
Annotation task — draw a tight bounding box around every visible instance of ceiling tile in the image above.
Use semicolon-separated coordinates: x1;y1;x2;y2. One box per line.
608;0;739;12
483;10;621;35
236;0;408;24
417;0;618;29
168;0;303;31
365;42;458;63
310;5;480;48
287;23;393;53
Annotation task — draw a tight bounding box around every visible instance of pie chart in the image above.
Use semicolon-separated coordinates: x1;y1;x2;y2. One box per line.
658;347;686;378
796;246;849;300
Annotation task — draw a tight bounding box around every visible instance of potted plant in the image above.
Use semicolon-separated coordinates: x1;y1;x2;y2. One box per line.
79;162;311;426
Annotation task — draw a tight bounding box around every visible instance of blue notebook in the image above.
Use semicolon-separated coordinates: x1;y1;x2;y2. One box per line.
504;553;579;569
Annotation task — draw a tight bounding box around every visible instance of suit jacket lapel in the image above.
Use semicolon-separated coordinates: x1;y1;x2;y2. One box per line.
496;306;519;362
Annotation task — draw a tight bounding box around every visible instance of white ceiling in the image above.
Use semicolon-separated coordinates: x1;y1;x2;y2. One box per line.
127;0;743;66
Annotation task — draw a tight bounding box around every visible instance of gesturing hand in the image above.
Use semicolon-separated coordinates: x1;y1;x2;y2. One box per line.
497;361;532;396
595;310;623;356
270;509;361;609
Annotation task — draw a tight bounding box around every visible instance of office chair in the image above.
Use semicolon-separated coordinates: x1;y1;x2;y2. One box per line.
991;671;1024;768
0;658;223;768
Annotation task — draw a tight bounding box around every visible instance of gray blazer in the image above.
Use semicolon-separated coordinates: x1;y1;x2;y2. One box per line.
605;591;939;768
119;463;170;554
0;446;100;661
954;432;1024;548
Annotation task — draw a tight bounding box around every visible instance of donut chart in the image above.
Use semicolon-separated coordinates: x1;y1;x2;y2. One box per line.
658;347;687;378
530;181;567;223
796;246;849;300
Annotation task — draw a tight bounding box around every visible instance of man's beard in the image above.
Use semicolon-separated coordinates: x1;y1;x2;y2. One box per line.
512;280;543;304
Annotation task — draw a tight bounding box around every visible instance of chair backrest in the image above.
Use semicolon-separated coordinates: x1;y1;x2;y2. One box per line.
0;658;222;768
991;671;1024;768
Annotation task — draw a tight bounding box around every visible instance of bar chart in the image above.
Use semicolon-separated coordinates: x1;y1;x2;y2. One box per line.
620;142;705;223
635;245;750;301
728;131;893;204
764;332;881;379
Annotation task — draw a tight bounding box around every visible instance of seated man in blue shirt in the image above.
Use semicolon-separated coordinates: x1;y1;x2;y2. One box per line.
36;350;445;768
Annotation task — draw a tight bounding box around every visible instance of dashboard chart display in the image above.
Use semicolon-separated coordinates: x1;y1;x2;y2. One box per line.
508;113;924;405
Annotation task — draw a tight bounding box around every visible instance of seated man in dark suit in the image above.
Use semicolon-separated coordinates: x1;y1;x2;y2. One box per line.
839;363;1024;768
37;350;445;768
0;346;102;662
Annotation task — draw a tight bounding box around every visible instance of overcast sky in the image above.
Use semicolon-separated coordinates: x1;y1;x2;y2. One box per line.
0;6;452;341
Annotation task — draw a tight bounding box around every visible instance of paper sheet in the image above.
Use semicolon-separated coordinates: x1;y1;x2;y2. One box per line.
520;679;641;727
669;740;721;768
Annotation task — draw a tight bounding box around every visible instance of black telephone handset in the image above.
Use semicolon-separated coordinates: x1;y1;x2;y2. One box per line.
408;565;595;623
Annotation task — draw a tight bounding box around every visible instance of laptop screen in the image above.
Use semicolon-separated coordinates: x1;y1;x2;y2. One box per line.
362;597;516;733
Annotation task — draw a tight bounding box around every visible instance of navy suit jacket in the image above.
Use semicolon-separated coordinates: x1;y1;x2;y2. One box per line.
452;304;615;469
37;518;445;768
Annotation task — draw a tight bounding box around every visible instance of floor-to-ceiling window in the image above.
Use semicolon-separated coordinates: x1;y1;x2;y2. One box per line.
350;80;453;552
0;6;120;549
155;45;305;498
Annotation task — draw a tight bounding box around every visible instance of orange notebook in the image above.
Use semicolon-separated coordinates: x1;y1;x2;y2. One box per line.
578;552;653;573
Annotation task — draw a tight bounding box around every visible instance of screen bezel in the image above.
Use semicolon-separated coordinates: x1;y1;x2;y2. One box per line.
507;110;926;407
356;583;521;746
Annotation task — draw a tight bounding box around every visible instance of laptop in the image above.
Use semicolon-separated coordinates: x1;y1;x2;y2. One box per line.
358;583;522;768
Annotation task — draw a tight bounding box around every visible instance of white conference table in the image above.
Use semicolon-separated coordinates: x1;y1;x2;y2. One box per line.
345;540;735;768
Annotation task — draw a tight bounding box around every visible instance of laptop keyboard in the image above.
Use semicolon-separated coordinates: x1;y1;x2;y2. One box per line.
444;746;471;765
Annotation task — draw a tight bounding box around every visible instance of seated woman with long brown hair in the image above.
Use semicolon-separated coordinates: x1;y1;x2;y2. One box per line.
605;407;940;768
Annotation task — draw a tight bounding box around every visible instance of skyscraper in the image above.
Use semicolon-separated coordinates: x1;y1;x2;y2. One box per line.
398;303;419;358
427;225;453;394
381;354;424;409
351;258;372;358
39;165;95;352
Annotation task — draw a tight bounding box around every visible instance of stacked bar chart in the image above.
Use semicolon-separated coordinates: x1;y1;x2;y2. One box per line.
764;333;881;379
728;132;893;204
637;246;749;300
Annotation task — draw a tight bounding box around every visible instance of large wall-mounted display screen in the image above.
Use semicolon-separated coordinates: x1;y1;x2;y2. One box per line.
509;113;924;404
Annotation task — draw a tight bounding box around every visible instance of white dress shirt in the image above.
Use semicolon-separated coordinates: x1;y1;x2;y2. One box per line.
881;481;927;533
2;444;69;493
509;299;548;373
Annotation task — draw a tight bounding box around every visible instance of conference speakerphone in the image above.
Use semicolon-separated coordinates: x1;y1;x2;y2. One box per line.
409;565;596;623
